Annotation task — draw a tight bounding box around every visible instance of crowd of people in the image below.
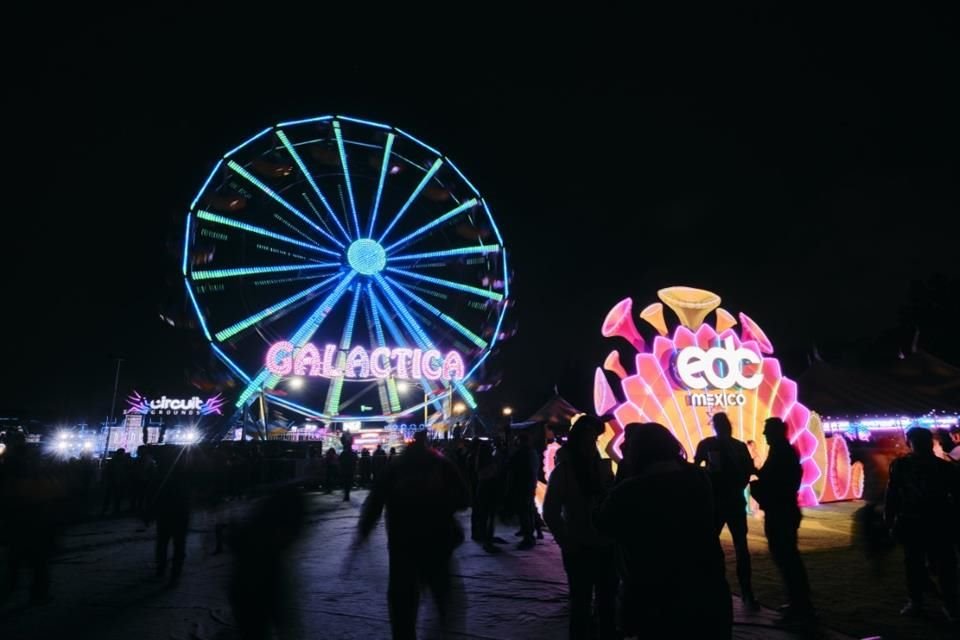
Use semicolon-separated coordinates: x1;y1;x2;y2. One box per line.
2;416;959;639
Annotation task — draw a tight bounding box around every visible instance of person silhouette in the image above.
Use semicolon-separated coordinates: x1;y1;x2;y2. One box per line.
885;426;959;622
355;430;469;639
543;415;617;639
596;423;732;639
694;412;757;609
751;417;814;625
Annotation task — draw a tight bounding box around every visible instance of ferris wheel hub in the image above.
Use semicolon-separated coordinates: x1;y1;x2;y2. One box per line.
347;239;387;275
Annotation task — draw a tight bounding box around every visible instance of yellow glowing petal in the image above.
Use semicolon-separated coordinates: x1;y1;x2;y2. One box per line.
657;286;722;329
639;302;669;336
715;307;738;333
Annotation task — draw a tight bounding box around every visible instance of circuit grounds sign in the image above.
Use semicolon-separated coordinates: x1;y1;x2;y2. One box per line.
264;342;466;381
125;392;226;416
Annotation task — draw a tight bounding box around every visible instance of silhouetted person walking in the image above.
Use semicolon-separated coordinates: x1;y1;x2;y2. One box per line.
230;486;305;640
596;423;731;639
146;447;190;585
543;415;617;640
509;430;539;550
751;417;814;626
356;430;470;639
694;412;758;609
372;444;387;481
885;426;960;622
340;433;357;502
358;448;372;487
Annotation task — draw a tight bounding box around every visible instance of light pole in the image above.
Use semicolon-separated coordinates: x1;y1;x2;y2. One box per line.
102;357;124;459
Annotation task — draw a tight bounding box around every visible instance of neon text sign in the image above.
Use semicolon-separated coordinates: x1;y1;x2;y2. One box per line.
125;392;226;416
265;341;466;381
675;337;763;391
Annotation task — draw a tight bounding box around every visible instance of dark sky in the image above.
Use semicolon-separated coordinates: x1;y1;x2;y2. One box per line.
3;7;958;422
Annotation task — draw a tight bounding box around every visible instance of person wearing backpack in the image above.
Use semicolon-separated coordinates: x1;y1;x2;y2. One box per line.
885;426;960;623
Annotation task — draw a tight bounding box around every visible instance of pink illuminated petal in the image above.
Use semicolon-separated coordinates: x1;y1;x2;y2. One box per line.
614;401;645;429
602;298;645;352
694;323;719;350
672;326;697;350
652;336;674;361
794;429;819;460
593;368;617;415
798;486;819;507
739;312;774;354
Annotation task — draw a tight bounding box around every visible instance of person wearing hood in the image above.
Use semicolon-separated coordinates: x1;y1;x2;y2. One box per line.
543;415;617;640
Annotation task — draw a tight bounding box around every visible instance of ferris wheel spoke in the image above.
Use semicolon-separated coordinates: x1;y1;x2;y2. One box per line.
386;267;504;302
368;132;396;238
197;210;339;258
234;271;358;407
332;120;361;239
214;274;341;342
383;198;478;255
372;274;477;409
385;276;488;349
191;262;338;281
389;244;501;263
363;288;401;414
377;158;444;244
324;285;363;416
367;285;445;413
276;129;352;244
227;160;345;249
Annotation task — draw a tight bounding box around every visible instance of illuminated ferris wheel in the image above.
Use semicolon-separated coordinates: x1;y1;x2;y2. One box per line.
182;115;509;424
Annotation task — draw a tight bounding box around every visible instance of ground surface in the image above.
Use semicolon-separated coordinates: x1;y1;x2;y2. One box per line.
0;494;951;639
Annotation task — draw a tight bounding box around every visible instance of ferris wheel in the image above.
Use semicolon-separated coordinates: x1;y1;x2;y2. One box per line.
183;115;509;424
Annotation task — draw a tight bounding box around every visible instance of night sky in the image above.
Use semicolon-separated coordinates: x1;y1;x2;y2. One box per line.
3;8;957;423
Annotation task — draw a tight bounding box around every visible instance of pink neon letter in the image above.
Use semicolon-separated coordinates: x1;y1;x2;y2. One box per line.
411;349;423;379
294;343;323;376
392;348;413;379
422;349;443;380
323;344;343;377
442;351;466;381
266;341;294;376
345;346;370;378
370;347;391;377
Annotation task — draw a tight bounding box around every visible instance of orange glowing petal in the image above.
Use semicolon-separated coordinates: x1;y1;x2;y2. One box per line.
715;307;738;333
639;302;669;336
657;286;722;329
604;351;628;379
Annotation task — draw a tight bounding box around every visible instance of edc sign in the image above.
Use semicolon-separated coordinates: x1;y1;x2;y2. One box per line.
265;341;466;382
675;336;763;407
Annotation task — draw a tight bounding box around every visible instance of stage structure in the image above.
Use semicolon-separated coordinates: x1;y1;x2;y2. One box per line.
182;116;509;428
